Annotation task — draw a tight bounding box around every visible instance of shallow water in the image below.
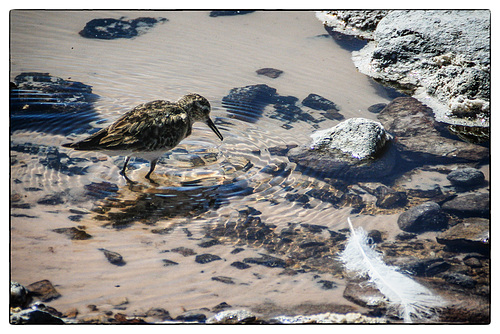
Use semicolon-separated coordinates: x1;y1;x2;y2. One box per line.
10;11;489;323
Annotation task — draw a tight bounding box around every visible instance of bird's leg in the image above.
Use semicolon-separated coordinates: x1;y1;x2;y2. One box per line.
120;156;131;175
145;158;158;180
120;156;136;184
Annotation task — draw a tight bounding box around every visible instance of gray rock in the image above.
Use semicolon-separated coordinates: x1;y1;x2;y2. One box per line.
309;118;392;160
447;168;485;188
316;10;388;39
436;217;489;254
344;10;490;127
441;192;489;218
271;312;386;324
287;118;396;181
206;309;257;324
378;97;489;163
10;281;28;308
397;201;448;233
10;309;65;324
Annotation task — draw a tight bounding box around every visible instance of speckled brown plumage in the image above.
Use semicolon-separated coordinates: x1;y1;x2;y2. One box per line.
63;93;223;181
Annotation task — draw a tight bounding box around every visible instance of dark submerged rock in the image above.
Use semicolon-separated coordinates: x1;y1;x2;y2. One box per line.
256;68;283;78
367;230;383;243
198;237;220;248
231;261;251;269
79;17;167;39
397;258;451;277
222;84;278;123
443;273;477;289
212;302;232;312
222;84;337;127
317;280;337;290
243;254;287;268
162;259;179;267
441;192;489;218
10;72;99;135
195;254;222;264
53;227;92;240
145;308;172;321
397;201;448;233
374;185;407;208
11;142;89;176
302;93;340;112
302;93;343;120
436;218;489;254
99;248;126;266
26;280;61;302
37;193;65;205
175;310;207;322
378;97;489;163
84;181;119;199
395;232;417;241
209;10;255;17
367;103;387;113
446;168;485;188
343;279;386;309
171;247;197;257
212;276;236;284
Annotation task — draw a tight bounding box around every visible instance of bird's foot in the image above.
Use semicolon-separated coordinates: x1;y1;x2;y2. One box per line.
145;173;159;186
120;170;137;184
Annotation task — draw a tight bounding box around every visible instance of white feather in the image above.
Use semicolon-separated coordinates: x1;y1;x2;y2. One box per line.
340;218;446;323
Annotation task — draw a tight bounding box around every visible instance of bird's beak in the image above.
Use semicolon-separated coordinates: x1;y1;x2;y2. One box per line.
206;118;224;141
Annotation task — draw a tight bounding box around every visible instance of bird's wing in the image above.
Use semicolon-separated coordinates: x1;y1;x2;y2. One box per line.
96;100;190;151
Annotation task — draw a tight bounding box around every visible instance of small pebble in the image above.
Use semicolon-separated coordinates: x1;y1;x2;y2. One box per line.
99;248;125;266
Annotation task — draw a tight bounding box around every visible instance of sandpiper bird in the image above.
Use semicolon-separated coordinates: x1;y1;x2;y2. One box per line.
62;93;223;181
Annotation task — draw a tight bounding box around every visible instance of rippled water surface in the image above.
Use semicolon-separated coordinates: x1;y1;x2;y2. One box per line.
10;11;490;323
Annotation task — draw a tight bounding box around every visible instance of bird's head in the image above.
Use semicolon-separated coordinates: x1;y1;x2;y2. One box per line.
178;93;223;141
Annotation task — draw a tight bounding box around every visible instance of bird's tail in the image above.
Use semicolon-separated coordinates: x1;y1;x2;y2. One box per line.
61;128;108;150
